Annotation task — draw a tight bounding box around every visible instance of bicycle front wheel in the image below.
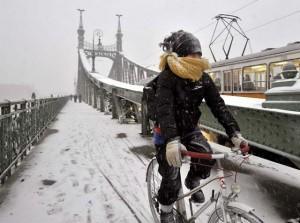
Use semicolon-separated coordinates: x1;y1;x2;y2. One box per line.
146;158;161;223
146;158;187;223
208;207;263;223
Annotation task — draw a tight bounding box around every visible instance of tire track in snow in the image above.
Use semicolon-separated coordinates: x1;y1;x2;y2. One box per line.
81;112;152;222
85;133;143;223
102;137;149;221
121;137;147;166
89;131;151;222
85;123;146;192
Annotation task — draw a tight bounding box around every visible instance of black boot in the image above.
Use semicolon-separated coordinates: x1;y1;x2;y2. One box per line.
160;210;175;223
185;173;205;203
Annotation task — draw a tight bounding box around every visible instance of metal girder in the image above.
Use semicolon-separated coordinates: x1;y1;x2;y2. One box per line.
107;54;158;84
111;89;120;119
115;89;142;105
82;43;158;85
200;103;300;161
93;85;98;109
84;49;117;60
99;85;105;112
83;41;116;52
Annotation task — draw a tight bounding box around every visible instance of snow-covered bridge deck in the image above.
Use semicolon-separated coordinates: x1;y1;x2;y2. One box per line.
0;102;299;223
0;102;153;223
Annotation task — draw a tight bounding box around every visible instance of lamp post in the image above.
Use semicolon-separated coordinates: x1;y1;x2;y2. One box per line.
92;29;103;72
97;35;103;50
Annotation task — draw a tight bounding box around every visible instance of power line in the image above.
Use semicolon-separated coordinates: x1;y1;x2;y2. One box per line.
246;10;300;33
193;0;259;34
194;22;215;34
143;0;260;67
230;0;259;14
193;21;215;34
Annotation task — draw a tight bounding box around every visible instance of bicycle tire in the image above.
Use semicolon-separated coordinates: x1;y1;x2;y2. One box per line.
146;158;187;223
208;207;263;223
146;158;161;223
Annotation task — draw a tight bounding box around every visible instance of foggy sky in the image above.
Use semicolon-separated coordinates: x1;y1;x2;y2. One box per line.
1;0;300;97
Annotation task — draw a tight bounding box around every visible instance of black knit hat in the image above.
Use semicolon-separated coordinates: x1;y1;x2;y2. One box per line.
160;30;202;57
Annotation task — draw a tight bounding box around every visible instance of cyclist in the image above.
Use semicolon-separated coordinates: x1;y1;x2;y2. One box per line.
155;30;248;223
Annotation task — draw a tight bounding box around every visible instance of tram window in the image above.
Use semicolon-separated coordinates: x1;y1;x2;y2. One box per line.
243;65;267;91
232;69;242;91
270;60;300;81
223;70;232;92
209;71;222;91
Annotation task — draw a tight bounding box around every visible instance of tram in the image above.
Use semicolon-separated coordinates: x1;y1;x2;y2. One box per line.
208;41;300;98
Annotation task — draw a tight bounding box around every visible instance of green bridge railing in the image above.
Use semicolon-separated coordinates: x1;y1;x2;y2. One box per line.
200;102;300;163
0;96;69;184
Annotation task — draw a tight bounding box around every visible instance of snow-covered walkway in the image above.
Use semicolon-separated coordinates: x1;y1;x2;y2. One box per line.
0;101;299;223
0;102;153;223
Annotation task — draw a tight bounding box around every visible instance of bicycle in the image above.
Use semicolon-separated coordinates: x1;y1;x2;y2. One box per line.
146;144;264;223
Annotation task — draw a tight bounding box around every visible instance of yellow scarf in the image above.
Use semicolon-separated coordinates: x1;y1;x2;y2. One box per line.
159;52;211;81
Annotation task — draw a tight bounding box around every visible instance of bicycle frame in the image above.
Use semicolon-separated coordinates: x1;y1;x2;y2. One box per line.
147;146;263;223
175;152;237;223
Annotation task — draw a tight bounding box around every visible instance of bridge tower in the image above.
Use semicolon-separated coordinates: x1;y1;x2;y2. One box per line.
77;9;85;49
114;14;124;82
116;14;123;52
77;9;86;99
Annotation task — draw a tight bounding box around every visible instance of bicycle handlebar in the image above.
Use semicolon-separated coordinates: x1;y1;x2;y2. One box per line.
240;142;250;155
181;150;227;160
181;144;250;160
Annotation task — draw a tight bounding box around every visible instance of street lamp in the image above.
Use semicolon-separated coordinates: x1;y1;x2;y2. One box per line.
92;29;103;72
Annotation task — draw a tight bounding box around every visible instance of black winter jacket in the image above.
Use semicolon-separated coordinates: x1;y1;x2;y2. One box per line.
156;69;240;142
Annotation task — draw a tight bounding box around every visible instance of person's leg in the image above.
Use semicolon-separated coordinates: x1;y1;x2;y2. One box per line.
156;145;181;222
182;131;215;203
156;145;181;205
187;133;214;179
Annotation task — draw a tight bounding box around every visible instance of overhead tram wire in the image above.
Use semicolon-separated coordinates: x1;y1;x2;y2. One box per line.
245;10;300;33
193;0;260;34
193;21;215;34
230;0;259;14
143;0;260;68
244;10;300;53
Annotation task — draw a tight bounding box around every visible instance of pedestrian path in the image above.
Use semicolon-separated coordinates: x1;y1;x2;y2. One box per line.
0;102;153;223
0;102;299;223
